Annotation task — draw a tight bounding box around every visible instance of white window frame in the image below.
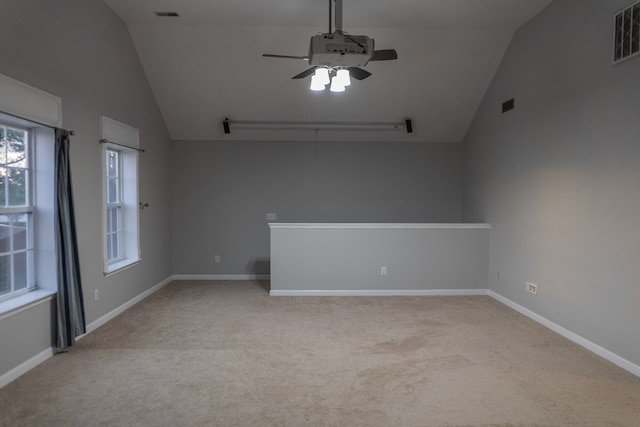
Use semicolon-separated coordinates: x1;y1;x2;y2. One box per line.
0;122;35;302
0;73;59;315
101;116;140;275
105;148;124;263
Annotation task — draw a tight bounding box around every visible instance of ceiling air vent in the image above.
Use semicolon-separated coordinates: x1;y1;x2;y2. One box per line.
614;1;640;63
154;11;179;17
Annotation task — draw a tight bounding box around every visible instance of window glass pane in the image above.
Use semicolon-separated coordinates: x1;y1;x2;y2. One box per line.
0;169;5;206
13;252;27;291
13;214;28;250
0;215;10;254
6;126;25;144
8;168;27;206
111;233;119;260
633;5;640;55
107;206;122;261
624;9;633;58
107;231;113;259
107;150;118;178
107;207;115;233
0;255;10;296
108;177;119;203
114;207;121;232
0;129;6;165
6;132;26;169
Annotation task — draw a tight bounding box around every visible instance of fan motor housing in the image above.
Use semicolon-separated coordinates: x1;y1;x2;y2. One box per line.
308;34;375;67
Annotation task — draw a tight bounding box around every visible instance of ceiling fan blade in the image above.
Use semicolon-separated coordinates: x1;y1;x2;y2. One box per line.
292;66;318;79
263;54;309;60
370;49;398;61
347;67;372;80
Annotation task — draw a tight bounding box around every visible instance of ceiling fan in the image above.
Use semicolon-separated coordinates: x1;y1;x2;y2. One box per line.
262;0;398;91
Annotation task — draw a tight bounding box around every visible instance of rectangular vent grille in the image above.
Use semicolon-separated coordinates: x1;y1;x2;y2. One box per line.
614;2;640;63
154;11;179;17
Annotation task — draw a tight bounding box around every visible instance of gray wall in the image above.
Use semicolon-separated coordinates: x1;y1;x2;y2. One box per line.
270;225;489;293
0;0;172;377
172;140;463;275
463;0;640;366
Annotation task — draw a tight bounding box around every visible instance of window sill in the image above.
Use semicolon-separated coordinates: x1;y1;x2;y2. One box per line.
104;258;141;277
0;289;56;320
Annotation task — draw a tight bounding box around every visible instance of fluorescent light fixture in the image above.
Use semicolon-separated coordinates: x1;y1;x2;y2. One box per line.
224;119;406;131
222;118;414;134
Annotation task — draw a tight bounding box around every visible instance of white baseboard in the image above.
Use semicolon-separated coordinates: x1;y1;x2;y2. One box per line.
172;274;270;281
0;347;54;389
270;289;489;297
81;275;173;337
488;290;640;378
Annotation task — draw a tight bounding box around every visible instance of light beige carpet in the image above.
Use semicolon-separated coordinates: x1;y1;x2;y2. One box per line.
1;280;639;427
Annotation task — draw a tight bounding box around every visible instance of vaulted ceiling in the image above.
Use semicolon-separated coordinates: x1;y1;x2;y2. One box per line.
102;0;552;142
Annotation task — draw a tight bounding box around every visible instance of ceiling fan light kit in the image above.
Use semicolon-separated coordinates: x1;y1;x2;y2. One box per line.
263;0;397;93
311;67;352;92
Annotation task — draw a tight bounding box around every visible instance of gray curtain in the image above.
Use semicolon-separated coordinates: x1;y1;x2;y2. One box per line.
55;128;86;349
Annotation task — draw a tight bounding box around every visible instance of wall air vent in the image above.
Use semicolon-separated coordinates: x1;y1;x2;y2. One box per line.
614;1;640;63
154;11;179;17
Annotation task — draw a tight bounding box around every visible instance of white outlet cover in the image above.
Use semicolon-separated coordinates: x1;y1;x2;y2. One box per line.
266;213;277;221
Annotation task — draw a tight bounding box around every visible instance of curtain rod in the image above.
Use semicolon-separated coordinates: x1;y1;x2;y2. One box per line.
1;110;75;135
99;138;146;153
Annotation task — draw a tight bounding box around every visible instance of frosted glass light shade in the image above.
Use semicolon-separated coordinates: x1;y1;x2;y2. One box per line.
314;68;330;85
310;75;326;91
336;69;351;86
329;78;345;92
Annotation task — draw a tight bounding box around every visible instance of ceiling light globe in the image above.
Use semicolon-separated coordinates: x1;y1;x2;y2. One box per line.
329;78;345;92
310;75;326;91
336;69;351;86
314;68;331;85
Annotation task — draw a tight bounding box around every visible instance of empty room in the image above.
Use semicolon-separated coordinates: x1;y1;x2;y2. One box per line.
0;0;639;426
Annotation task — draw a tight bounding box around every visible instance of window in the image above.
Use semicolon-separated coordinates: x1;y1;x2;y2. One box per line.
101;116;140;274
0;73;59;312
614;1;640;63
0;123;34;301
105;149;123;262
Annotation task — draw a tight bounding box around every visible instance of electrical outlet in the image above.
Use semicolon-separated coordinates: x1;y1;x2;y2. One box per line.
215;255;220;263
94;289;99;301
266;213;277;221
380;266;387;276
526;282;538;295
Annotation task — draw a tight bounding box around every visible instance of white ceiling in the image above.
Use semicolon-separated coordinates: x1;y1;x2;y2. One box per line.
102;0;552;142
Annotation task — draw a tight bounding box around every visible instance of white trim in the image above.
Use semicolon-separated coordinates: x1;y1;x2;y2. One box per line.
0;347;54;389
0;74;62;128
101;139;140;275
171;274;270;281
100;115;139;149
270;289;489;297
80;276;172;337
0;290;56;321
488;290;640;378
269;223;491;229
